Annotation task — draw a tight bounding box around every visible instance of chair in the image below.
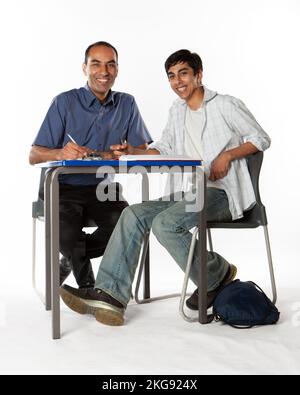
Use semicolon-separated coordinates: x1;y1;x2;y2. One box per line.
135;151;277;318
32;169;97;306
181;151;277;321
207;151;276;303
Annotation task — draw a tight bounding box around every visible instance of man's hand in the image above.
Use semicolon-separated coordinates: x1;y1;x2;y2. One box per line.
209;152;232;181
58;142;92;160
110;142;135;158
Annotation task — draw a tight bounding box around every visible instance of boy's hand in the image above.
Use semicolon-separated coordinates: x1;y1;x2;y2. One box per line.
209;152;232;181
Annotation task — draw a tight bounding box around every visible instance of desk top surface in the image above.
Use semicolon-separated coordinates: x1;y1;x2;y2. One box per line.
38;159;202;168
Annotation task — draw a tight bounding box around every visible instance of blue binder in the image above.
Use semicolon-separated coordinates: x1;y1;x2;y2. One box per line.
40;159;202;167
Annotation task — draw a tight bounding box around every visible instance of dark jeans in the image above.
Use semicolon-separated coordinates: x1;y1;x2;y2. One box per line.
58;183;128;287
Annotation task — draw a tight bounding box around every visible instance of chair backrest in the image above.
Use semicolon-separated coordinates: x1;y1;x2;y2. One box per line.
238;151;268;226
247;151;263;206
32;168;47;218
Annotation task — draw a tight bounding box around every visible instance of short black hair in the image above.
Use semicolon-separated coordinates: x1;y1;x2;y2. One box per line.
165;49;203;75
84;41;118;64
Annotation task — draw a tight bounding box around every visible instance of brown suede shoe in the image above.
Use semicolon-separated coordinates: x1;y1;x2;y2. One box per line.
186;264;237;310
60;284;125;326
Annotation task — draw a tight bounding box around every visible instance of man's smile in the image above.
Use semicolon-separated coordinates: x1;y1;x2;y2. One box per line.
96;77;110;83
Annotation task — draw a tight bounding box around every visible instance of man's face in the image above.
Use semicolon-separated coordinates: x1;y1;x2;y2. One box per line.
167;62;202;101
83;45;118;102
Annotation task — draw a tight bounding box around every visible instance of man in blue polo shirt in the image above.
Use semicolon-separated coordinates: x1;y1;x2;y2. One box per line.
29;41;152;289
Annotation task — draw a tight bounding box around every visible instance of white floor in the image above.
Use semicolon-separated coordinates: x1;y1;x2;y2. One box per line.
1;224;300;375
2;180;297;374
0;281;300;375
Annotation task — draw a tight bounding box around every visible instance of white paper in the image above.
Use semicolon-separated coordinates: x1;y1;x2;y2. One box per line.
119;154;199;161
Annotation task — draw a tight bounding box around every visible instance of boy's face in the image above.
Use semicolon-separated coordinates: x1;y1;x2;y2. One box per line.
167;62;202;101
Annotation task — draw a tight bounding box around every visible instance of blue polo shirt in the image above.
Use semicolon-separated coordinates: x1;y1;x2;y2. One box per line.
33;85;152;185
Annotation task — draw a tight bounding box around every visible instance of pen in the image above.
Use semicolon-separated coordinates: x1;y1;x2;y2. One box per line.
67;133;78;145
66;132;90;159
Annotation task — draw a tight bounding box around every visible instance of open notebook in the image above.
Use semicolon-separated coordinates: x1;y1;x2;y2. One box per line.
118;154;201;161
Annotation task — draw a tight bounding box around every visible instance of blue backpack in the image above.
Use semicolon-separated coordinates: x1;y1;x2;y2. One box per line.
213;280;280;328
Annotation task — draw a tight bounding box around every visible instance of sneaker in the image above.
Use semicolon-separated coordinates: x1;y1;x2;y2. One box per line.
186;264;237;310
60;257;72;286
60;284;125;326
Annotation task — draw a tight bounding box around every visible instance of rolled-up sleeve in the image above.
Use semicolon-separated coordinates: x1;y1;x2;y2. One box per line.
230;97;271;151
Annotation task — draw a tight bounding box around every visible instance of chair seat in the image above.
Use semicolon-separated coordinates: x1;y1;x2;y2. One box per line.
208;220;260;229
208;202;267;229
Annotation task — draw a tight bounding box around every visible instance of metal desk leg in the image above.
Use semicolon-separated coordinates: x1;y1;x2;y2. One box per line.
142;173;150;300
44;169;53;311
197;171;208;323
50;170;61;339
197;169;213;324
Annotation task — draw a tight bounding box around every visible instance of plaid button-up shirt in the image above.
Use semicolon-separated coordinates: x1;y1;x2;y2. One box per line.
150;87;271;220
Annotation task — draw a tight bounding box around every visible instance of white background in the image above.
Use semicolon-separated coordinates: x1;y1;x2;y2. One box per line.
0;0;299;374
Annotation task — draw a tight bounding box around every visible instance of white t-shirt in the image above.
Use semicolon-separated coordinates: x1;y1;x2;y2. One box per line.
184;106;204;159
181;106;206;191
184;106;217;190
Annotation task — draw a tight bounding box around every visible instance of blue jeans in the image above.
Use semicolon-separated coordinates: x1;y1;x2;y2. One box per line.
95;188;232;307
